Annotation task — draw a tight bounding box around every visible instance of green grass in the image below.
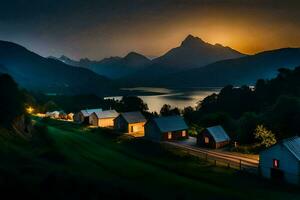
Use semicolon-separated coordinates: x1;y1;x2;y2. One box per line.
0;118;299;200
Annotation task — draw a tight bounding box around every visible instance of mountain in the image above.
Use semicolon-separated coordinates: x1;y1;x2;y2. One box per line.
54;52;151;79
153;48;300;87
152;34;245;69
0;41;116;95
120;35;246;84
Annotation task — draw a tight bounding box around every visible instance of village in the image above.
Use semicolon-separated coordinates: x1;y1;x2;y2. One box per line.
41;107;300;186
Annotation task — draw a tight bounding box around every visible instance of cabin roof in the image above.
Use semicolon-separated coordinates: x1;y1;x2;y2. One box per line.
152;115;188;133
282;136;300;161
120;111;146;123
81;108;102;117
94;110;118;119
206;125;230;143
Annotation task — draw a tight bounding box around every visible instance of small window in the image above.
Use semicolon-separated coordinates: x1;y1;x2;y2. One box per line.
182;130;186;137
131;126;134;132
204;137;209;144
273;159;279;169
168;132;172;140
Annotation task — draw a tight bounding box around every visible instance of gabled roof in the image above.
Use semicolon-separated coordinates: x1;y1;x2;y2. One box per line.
120;111;146;123
94;110;118;119
282;136;300;161
81;108;102;117
206;125;230;143
152;116;188;133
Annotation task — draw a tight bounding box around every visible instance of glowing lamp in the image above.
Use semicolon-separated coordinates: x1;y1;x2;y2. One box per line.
26;106;34;114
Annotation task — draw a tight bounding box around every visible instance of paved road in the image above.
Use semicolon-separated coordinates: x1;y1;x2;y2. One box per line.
165;137;259;171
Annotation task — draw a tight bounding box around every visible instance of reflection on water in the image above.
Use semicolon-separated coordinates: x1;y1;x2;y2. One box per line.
106;87;221;112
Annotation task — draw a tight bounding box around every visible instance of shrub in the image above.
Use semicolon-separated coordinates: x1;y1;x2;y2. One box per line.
254;125;277;148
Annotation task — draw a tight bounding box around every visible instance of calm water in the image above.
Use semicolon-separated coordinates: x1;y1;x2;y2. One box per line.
106;87;221;112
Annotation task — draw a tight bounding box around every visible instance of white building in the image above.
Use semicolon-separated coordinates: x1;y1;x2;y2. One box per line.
259;136;300;184
73;108;102;124
89;110;119;127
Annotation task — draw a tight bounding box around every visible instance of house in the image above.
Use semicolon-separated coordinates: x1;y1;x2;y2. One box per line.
45;111;60;119
144;115;188;141
89;110;119;127
197;125;230;149
66;113;74;121
259;136;300;184
74;108;102;124
114;111;146;134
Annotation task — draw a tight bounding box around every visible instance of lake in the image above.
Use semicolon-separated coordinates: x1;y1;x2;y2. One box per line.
105;87;221;112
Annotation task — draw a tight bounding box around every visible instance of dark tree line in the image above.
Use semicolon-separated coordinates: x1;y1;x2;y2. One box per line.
186;66;300;144
0;74;25;127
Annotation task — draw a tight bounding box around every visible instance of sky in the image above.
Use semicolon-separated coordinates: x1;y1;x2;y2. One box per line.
0;0;300;60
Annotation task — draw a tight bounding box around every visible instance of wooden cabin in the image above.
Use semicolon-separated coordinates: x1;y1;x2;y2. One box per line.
114;111;146;135
260;136;300;184
67;113;74;121
89;110;119;127
197;125;230;149
74;108;102;124
145;115;188;141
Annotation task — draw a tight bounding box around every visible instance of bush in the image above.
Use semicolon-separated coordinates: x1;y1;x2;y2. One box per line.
236;112;261;144
254;125;277;148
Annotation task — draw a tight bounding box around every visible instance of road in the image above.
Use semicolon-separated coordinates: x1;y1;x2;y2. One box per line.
165;137;259;172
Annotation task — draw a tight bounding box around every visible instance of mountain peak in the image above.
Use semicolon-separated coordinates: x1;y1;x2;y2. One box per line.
124;52;148;60
181;34;206;47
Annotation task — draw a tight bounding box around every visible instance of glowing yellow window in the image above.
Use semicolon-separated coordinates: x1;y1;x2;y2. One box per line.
182;130;186;137
205;137;209;144
168;132;172;140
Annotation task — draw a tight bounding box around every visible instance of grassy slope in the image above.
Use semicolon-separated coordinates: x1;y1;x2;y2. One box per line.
0;119;299;200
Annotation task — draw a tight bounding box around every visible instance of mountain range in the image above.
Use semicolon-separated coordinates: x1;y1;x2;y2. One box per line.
1;34;300;95
144;47;300;87
0;41;116;95
54;35;245;79
52;52;151;79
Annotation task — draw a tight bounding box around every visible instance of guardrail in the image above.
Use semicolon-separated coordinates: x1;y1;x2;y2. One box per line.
165;142;259;174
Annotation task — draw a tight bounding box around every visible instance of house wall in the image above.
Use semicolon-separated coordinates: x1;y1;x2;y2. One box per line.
197;130;229;149
197;130;216;148
128;122;145;134
162;130;188;141
99;118;114;127
89;113;98;126
114;116;128;132
144;122;161;141
260;144;300;184
74;112;85;123
215;141;230;149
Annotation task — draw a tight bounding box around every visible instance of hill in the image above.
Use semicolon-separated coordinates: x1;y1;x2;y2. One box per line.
54;52;151;79
0;41;116;95
0;117;299;199
148;48;300;87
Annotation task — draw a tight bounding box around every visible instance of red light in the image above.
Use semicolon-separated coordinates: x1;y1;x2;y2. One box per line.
273;159;279;168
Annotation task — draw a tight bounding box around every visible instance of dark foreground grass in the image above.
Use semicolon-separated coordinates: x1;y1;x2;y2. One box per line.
0;118;299;200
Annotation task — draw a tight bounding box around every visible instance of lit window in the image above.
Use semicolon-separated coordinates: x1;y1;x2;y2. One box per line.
182;130;186;137
273;159;279;169
168;132;172;140
205;137;209;144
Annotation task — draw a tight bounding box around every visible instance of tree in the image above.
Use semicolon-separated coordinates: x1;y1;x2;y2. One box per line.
265;95;300;139
254;125;277;148
237;112;261;144
0;74;25;127
119;96;148;112
160;104;181;116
